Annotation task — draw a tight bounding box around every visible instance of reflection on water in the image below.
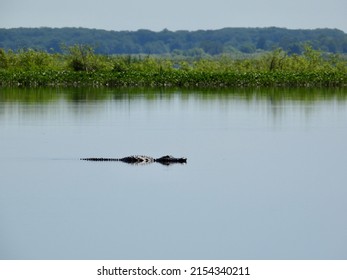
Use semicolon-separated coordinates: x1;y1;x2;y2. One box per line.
1;87;347;125
1;87;347;260
1;86;347;102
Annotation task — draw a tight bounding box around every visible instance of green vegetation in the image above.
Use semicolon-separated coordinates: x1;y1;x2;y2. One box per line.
1;27;347;55
0;45;346;88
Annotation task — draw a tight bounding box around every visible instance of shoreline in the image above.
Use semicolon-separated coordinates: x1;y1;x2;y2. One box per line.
1;70;346;88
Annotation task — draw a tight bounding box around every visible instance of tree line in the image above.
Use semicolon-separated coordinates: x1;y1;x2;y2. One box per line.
0;27;347;55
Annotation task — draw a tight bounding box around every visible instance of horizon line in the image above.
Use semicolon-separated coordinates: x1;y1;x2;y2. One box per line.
1;26;346;33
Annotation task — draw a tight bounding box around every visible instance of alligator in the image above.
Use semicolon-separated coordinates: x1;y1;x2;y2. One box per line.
81;155;187;166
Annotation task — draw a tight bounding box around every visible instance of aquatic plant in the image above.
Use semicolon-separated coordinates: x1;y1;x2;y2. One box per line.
0;46;346;88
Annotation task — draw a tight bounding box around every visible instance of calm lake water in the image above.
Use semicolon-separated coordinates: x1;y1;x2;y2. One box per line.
1;87;347;260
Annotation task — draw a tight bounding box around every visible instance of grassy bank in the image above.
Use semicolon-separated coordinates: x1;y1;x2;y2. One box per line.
0;46;346;88
1;69;345;88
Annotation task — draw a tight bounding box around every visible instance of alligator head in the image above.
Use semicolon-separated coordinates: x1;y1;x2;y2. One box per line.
155;155;187;165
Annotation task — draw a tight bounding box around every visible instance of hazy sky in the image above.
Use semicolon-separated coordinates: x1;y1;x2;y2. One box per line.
1;0;346;32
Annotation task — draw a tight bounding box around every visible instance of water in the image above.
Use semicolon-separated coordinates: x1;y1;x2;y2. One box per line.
1;87;347;260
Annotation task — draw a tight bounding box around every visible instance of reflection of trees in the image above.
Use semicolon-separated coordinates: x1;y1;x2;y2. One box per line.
1;88;347;119
1;87;347;102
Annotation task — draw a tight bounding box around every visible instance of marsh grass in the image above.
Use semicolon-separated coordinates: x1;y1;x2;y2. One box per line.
0;46;346;88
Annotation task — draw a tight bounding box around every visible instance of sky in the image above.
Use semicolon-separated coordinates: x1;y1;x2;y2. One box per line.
1;0;346;32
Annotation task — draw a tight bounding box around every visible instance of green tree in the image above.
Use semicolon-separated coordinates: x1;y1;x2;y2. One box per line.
64;44;109;71
0;48;8;69
264;48;287;71
302;44;323;71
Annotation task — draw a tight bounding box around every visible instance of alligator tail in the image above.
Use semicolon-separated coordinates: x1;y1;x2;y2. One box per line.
81;158;119;161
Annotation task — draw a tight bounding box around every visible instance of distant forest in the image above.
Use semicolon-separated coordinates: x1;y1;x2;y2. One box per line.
1;27;347;55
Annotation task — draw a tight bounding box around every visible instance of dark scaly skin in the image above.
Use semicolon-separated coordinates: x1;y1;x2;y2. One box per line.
155;155;187;165
81;155;187;165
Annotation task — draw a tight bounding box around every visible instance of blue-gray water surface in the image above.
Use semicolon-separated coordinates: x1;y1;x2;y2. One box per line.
1;87;347;260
